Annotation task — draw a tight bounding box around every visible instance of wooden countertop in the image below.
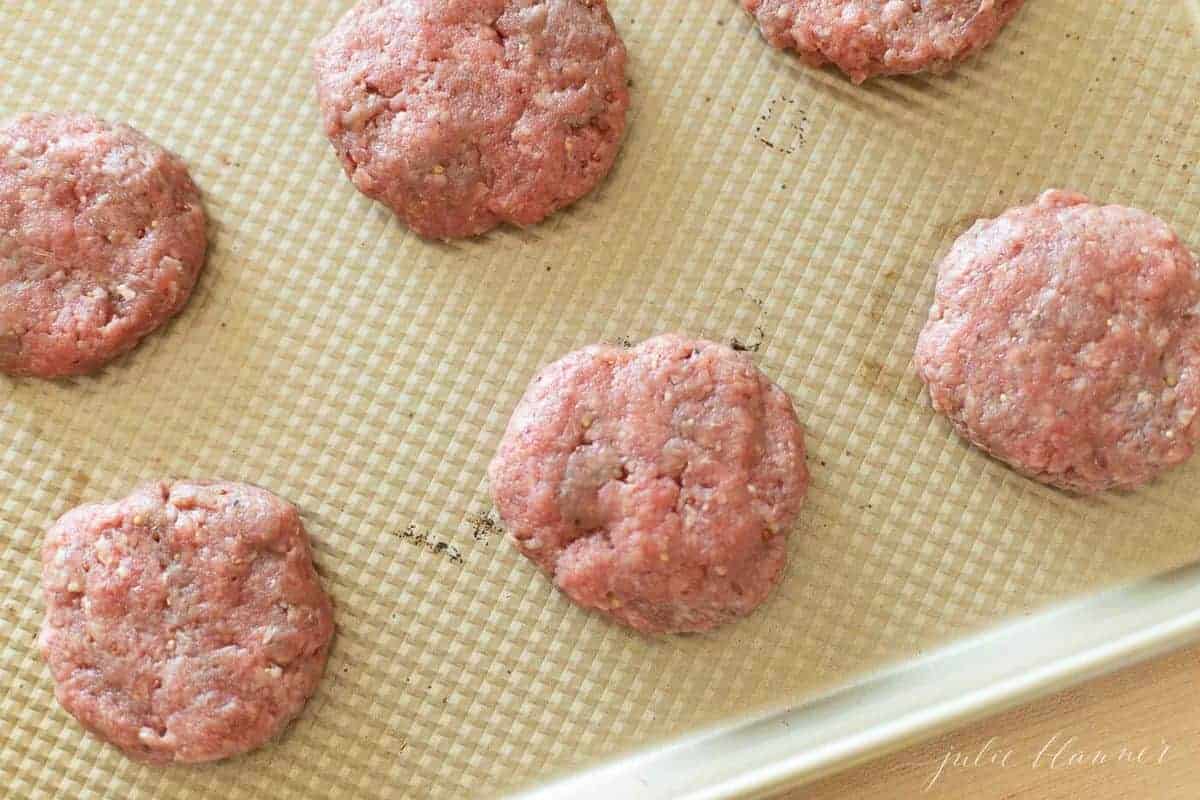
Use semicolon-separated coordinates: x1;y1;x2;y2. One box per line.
783;645;1200;799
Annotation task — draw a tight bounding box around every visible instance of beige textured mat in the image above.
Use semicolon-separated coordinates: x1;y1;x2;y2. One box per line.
1;1;1197;797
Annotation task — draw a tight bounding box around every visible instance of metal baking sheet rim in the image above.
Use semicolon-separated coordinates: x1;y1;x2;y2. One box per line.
513;560;1200;799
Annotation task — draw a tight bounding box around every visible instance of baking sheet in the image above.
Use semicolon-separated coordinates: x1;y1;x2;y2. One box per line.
515;559;1200;800
0;1;1197;798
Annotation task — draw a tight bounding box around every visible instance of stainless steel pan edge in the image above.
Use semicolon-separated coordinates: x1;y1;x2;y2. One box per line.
511;560;1200;799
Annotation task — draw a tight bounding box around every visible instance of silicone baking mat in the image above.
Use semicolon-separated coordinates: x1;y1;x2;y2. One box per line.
1;1;1197;797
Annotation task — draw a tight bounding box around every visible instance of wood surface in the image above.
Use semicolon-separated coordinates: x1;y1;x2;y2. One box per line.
783;646;1200;799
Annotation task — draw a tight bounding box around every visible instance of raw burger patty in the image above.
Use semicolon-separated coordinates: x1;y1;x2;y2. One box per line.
0;113;206;378
489;334;809;634
314;0;629;239
916;190;1200;494
39;481;335;764
742;0;1025;83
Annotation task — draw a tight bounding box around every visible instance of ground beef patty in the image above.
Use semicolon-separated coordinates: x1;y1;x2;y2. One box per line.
314;0;629;239
39;481;335;764
916;190;1200;494
742;0;1025;83
489;334;809;634
0;113;206;378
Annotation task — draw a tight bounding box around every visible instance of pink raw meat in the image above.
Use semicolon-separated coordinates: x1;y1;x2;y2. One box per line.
489;334;809;634
742;0;1025;83
0;113;207;378
916;190;1200;494
39;481;335;764
314;0;630;239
